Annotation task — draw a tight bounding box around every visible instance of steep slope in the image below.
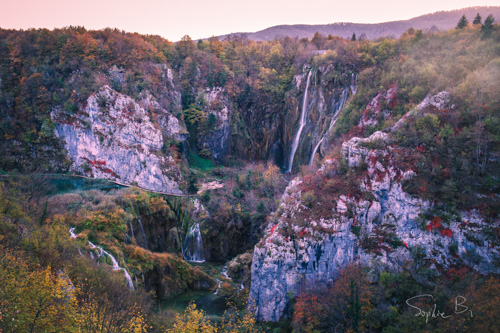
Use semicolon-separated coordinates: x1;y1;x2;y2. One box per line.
249;92;500;321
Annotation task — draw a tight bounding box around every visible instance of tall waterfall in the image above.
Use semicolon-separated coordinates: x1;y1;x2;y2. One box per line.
287;70;312;173
309;137;324;166
183;223;205;262
309;87;350;166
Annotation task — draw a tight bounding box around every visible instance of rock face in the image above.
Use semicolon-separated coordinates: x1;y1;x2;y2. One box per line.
249;92;500;322
227;252;253;287
356;85;398;129
138;90;187;141
130;211;179;253
52;86;182;194
197;87;231;160
142;252;217;299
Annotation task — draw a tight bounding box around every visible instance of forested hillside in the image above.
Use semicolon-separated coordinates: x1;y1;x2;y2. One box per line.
219;6;500;41
0;15;499;332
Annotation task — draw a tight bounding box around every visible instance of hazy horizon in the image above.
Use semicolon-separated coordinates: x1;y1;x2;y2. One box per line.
0;1;498;41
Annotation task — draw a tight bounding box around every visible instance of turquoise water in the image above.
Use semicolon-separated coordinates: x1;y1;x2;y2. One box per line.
47;175;124;195
162;290;227;318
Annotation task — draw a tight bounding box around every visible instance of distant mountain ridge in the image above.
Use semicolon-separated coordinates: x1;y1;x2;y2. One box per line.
219;6;500;41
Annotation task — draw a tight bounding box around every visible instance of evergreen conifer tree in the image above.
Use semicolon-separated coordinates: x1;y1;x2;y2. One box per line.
473;13;482;25
457;15;468;29
482;14;495;37
351;32;356;41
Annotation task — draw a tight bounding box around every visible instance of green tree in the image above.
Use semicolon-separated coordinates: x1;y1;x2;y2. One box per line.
473;13;482;25
311;32;324;49
482;14;495;37
456;15;468;29
351;32;357;41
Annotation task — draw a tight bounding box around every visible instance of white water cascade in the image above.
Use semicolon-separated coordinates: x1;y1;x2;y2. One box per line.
69;228;134;290
129;222;135;240
309;87;350;166
350;73;358;95
214;265;231;295
88;241;135;290
287;70;312;173
137;218;148;250
309;137;325;166
182;223;205;262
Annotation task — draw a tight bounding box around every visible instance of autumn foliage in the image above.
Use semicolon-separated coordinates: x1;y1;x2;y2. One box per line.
293;264;372;332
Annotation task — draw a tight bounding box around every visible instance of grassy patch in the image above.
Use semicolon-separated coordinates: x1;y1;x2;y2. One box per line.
189;151;215;171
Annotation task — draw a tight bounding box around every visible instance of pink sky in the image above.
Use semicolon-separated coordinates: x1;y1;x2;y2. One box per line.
0;0;497;41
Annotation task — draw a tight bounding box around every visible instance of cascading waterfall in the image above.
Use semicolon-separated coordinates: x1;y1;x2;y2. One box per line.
214;265;231;295
137;218;148;250
129;221;135;240
182;223;205;262
350;73;358;95
88;241;135;290
69;228;134;290
309;87;350;165
181;214;187;229
287;70;312;173
309;137;325;166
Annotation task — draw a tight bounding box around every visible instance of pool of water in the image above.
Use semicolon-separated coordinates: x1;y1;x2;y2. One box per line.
162;261;232;320
47;175;124;195
162;290;227;318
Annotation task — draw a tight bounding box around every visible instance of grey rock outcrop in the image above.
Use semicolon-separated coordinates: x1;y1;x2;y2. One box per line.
52;85;182;194
197;87;231;160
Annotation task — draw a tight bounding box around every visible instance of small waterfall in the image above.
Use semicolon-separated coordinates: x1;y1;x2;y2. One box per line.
350;73;358;95
88;240;135;290
287;70;312;173
70;228;134;290
309;87;349;166
181;214;187;229
334;88;349;115
182;223;205;262
214;265;231;295
129;221;135;240
137;218;148;250
214;279;222;295
221;265;230;279
309;137;324;166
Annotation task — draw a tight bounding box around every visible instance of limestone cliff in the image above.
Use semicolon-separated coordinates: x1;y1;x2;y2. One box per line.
197;87;231;160
52;86;183;194
249;92;500;321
